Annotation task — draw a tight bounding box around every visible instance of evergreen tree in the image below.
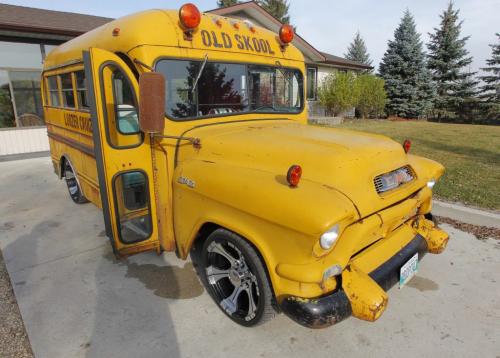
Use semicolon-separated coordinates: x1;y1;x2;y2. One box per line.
427;2;477;120
379;10;434;118
258;0;290;24
345;31;373;70
216;0;239;8
478;33;500;120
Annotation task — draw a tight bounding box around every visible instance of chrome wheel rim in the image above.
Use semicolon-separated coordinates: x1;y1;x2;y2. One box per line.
205;241;259;322
65;165;79;198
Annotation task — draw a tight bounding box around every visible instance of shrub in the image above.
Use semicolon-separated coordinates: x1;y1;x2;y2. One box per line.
318;71;358;116
355;74;387;118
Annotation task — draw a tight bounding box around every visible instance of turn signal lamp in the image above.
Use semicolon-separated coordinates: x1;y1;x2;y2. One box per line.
286;165;302;187
112;28;120;36
179;3;201;30
403;139;412;153
279;24;294;44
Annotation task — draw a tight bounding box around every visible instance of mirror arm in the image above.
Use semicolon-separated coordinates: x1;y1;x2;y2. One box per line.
134;58;155;72
153;134;201;149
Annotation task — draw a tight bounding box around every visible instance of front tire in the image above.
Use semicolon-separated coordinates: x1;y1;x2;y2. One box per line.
64;161;88;204
201;229;276;327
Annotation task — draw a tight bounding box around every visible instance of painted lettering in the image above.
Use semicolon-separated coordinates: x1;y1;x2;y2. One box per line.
201;30;212;47
234;34;244;50
242;36;254;51
221;32;232;48
252;38;261;53
265;40;276;55
211;31;223;48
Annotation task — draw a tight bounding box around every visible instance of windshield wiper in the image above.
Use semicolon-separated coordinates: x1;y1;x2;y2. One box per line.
275;60;291;86
192;53;208;94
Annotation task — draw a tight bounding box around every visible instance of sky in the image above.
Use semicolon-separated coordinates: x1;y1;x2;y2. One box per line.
3;0;499;73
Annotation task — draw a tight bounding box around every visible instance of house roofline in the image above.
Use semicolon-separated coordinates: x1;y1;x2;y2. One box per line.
208;1;326;62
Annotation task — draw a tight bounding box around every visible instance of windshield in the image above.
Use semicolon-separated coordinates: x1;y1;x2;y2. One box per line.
155;59;303;120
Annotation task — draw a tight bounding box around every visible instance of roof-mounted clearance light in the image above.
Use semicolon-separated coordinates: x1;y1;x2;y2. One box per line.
279;24;294;46
179;3;201;39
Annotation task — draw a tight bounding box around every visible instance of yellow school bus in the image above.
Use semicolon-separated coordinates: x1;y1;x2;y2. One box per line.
42;4;449;328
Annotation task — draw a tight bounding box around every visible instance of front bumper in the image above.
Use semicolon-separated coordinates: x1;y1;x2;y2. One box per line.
281;224;448;328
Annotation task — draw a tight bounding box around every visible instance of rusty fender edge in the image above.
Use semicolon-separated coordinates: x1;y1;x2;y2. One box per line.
280;234;430;328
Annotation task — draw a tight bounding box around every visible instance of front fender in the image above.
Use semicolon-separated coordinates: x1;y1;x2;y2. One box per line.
172;159;358;298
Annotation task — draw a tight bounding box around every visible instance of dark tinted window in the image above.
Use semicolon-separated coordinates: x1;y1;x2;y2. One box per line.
75;71;88;109
60;73;75;108
47;76;60;107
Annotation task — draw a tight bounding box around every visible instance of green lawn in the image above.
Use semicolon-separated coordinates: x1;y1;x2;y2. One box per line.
334;120;500;211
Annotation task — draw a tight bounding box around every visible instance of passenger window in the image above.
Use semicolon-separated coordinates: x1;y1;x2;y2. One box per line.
101;63;142;148
75;71;89;109
47;76;60;107
113;171;152;243
113;71;139;134
60;73;75;108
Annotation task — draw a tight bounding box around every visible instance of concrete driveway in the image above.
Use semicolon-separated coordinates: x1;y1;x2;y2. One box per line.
0;157;499;358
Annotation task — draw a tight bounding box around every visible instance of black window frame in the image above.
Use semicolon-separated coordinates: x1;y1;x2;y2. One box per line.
306;66;318;101
74;70;89;111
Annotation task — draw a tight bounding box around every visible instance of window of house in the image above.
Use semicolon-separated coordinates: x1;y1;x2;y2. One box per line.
9;71;44;126
60;73;75;108
306;67;317;100
0;70;15;128
47;76;60;107
75;71;89;109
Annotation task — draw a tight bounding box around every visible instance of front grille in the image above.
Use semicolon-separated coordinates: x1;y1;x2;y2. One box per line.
374;165;415;194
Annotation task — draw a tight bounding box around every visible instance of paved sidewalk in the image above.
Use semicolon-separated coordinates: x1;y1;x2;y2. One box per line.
1;157;499;358
434;200;500;229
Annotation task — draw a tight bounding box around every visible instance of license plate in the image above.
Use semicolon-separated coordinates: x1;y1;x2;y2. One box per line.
399;253;419;288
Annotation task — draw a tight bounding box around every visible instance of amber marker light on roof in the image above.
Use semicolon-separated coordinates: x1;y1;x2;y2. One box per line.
279;24;294;44
112;28;120;36
179;3;201;30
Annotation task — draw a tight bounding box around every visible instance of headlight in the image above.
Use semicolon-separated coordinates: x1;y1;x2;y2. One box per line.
320;224;340;250
427;179;436;189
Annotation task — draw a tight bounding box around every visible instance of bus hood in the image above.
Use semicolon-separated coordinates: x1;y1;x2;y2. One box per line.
182;120;431;218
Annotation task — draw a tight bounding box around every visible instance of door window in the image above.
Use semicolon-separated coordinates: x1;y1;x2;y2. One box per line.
113;171;152;244
100;64;142;147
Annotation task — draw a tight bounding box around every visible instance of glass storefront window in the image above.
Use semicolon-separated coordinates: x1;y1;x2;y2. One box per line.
0;70;15;128
9;71;44;127
0;41;43;69
60;73;75;108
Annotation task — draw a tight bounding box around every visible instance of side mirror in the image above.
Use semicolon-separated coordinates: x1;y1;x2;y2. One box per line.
139;72;165;134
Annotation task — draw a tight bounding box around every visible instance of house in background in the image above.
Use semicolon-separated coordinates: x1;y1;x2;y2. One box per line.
0;3;111;157
0;1;370;157
209;1;372;117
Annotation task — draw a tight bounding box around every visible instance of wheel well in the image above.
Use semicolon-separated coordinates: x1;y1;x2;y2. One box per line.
191;222;279;310
59;156;67;179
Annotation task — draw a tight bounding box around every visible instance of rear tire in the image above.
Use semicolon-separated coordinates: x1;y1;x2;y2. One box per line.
200;229;276;327
64;160;88;204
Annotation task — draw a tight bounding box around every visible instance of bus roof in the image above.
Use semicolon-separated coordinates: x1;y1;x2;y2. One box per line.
43;9;304;70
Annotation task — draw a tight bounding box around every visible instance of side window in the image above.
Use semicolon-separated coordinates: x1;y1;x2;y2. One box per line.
47;76;60;107
113;71;139;134
113;171;152;243
75;70;89;110
101;63;142;148
307;67;317;100
60;73;75;108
